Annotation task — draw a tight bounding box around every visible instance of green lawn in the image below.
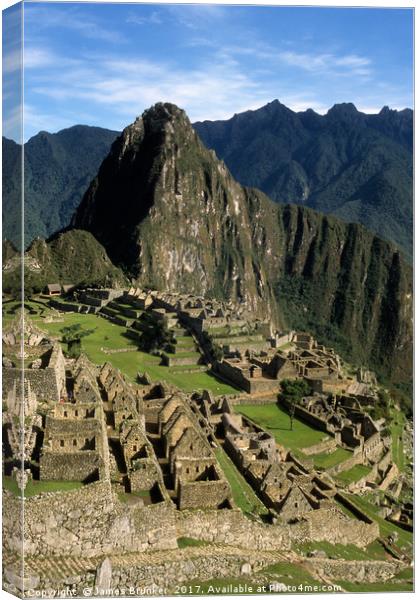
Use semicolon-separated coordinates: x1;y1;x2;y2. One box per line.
294;539;388;562
389;408;406;471
3;476;83;497
26;310;237;395
177;537;209;549
310;447;352;470
333;579;413;593
234;404;328;452
3;299;51;321
214;448;268;516
335;463;372;485
260;561;326;587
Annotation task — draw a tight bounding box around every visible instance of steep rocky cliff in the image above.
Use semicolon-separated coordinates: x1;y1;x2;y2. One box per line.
73;103;412;382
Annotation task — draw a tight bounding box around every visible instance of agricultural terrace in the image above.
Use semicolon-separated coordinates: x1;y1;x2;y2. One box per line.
3;476;82;497
234;403;357;470
389;408;406;471
3;299;238;396
340;493;413;556
234;403;328;452
214;447;269;517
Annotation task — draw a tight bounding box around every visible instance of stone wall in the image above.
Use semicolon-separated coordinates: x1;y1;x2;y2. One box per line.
377;448;393;474
109;550;274;594
335;493;374;524
164;355;200;367
18;547;285;595
281;400;330;433
4;367;61;404
176;508;292;550
3;482;178;558
39;450;105;481
48;343;66;398
49;299;82;312
300;438;337;456
378;463;399;491
227;395;279;406
3;343;66;403
305;558;400;583
302;505;379;547
175;505;379;550
178;479;231;510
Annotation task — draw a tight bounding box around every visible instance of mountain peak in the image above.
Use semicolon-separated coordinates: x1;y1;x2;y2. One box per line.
118;102;193;154
140;102;190;131
327;102;359;117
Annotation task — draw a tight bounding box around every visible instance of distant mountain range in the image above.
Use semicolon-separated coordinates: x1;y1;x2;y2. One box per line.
194;101;413;258
2;126;119;246
2;101;413;258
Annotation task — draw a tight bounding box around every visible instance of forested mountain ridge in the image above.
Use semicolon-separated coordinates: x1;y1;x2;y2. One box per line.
2;125;119;246
194;101;413;257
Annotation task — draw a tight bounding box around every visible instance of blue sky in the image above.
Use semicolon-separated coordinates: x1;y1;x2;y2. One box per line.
3;2;414;141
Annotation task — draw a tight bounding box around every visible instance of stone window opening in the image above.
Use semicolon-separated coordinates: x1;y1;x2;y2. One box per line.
73;439;77;446
64;411;68;417
75;410;78;417
60;440;64;447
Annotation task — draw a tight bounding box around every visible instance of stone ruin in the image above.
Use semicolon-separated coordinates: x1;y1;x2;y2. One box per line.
1;291;408;595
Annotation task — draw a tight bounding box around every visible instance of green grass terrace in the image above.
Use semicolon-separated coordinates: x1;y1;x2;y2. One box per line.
234;403;328;452
214;447;269;517
3;475;83;497
339;492;413;556
17;306;239;396
334;464;372;486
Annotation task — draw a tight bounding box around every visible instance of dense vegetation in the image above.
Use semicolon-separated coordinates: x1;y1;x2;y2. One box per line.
2;126;118;247
279;378;312;429
194;101;413;258
2;229;127;296
138;320;175;354
60;323;96;358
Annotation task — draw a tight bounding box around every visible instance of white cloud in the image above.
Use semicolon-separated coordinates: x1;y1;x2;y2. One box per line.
3;49;22;74
277;50;372;77
126;11;162;26
167;4;229;30
24;48;56;69
26;46;274;124
3;105;22;141
24;5;124;43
